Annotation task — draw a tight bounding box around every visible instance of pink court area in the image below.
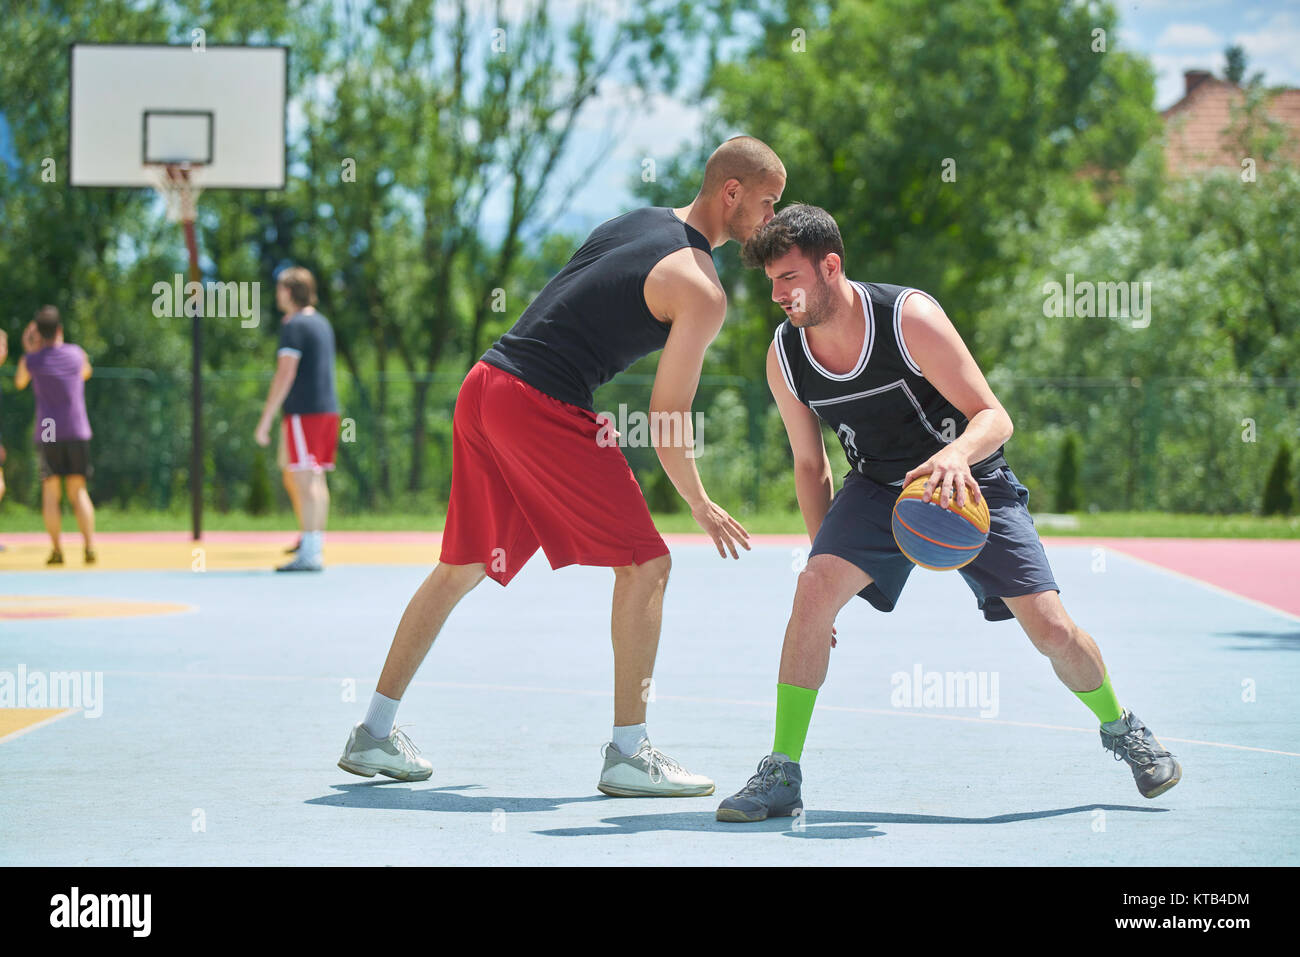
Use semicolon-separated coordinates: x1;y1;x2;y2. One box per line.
0;531;1294;617
1083;538;1300;620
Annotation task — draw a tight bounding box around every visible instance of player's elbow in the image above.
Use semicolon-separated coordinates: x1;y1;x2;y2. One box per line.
794;454;830;478
647;407;693;450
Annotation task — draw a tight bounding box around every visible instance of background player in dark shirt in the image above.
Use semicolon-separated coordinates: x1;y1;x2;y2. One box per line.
254;267;340;572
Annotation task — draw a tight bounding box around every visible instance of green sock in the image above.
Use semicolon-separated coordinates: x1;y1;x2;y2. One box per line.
1074;672;1123;725
773;683;818;761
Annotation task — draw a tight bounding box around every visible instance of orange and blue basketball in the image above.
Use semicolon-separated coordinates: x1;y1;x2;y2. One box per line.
891;477;991;571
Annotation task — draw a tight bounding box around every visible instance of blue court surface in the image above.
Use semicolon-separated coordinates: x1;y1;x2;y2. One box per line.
2;541;1297;866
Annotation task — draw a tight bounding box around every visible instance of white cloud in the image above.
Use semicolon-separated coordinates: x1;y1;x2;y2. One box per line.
1231;12;1300;90
1155;23;1224;48
1232;12;1300;58
1129;0;1235;11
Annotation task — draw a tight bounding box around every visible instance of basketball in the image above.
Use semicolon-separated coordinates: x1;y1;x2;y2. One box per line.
891;476;990;571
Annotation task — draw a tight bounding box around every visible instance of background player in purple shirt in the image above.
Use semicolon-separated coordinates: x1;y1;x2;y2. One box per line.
14;306;97;565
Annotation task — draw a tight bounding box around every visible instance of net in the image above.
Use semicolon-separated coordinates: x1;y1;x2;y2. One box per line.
145;162;206;223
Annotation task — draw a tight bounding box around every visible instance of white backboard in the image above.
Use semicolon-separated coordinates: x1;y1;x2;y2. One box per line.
69;43;287;189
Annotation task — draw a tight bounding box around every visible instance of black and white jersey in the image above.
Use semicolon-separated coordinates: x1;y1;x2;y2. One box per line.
773;280;1007;486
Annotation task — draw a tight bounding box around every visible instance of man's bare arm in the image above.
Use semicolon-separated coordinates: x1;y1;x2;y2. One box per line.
766;341;833;542
899;293;1013;508
254;353;300;446
646;250;750;558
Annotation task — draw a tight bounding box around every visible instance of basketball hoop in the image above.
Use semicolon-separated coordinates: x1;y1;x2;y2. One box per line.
146;162;206;223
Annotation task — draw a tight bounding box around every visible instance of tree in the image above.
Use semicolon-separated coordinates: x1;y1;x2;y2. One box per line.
1262;443;1294;516
213;0;702;494
637;0;1157;387
1224;44;1247;86
1054;433;1082;513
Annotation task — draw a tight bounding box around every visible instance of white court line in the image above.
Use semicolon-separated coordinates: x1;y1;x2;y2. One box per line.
0;708;81;744
91;670;1300;758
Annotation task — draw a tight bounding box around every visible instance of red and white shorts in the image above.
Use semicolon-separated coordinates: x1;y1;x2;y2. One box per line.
439;361;669;586
281;412;340;472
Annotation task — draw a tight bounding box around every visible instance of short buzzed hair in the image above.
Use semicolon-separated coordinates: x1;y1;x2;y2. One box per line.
700;135;785;197
741;203;845;271
35;305;61;341
277;266;317;308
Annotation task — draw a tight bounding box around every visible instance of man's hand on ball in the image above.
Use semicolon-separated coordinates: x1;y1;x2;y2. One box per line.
903;450;981;510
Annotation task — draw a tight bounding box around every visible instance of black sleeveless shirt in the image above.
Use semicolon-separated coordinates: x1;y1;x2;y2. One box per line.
774;280;1007;486
481;207;712;411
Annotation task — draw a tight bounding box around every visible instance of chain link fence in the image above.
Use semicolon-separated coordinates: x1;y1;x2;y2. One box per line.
2;368;1297;517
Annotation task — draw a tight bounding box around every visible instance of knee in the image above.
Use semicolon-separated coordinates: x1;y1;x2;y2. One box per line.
615;552;671;590
792;566;838;617
1028;615;1078;657
434;561;488;591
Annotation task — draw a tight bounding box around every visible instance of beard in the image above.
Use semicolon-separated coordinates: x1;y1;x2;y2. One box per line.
790;276;834;327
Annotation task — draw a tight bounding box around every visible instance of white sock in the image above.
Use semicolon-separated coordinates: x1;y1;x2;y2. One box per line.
362;692;400;740
301;530;323;561
612;723;648;756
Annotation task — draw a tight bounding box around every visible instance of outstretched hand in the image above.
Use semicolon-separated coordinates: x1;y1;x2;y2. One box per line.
691;499;751;559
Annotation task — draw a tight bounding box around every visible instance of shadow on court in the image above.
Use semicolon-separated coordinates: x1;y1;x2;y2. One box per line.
1217;629;1300;652
306;782;608;814
533;803;1167;838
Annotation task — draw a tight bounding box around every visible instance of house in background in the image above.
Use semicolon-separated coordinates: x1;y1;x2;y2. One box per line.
1161;69;1300;176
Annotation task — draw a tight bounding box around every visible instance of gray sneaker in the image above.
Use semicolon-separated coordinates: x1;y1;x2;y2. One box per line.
277;553;323;572
597;741;715;797
338;723;433;781
1100;710;1181;798
716;754;803;822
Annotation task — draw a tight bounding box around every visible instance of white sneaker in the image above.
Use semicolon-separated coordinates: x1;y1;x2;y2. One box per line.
597;741;715;797
338;723;433;781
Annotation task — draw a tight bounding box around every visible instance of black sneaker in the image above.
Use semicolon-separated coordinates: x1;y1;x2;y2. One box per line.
1100;709;1181;798
716;754;803;822
46;550;64;566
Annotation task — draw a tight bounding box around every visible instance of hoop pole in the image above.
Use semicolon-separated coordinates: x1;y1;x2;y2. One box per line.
184;217;203;542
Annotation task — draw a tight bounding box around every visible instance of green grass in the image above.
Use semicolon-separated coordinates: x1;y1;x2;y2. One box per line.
1;503;1297;538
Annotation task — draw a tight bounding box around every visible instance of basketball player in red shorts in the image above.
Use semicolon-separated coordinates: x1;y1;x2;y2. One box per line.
339;137;786;796
254;267;340;572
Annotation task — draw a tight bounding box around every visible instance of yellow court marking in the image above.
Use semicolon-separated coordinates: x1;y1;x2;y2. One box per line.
0;540;439;572
0;595;194;619
0;708;77;743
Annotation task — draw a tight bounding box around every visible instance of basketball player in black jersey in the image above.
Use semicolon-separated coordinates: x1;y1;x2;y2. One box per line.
339;137;788;797
717;205;1180;822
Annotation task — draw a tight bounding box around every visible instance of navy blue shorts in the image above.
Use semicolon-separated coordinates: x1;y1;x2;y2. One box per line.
809;467;1059;622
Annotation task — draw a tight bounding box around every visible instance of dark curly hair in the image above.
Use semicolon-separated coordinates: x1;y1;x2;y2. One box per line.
741;203;845;271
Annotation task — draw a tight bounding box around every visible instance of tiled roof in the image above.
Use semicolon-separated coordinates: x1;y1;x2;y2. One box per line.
1160;73;1300;176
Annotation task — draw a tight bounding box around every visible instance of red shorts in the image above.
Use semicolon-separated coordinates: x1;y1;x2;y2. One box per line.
282;412;340;472
440;361;669;585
